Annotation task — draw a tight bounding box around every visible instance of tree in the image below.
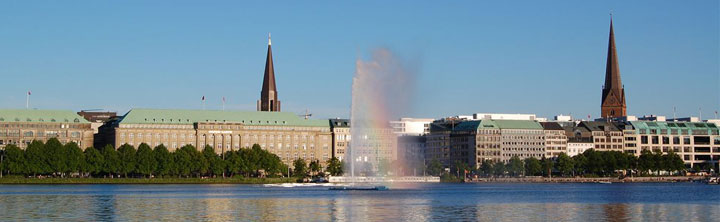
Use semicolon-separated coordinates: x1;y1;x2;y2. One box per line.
492;161;506;176
174;145;194;177
326;157;343;176
638;149;654;175
135;143;156;178
117;144;137;177
101;145;121;177
293;158;308;177
83;147;104;176
45;138;68;176
3;144;25;175
377;159;391;176
309;160;321;177
480;160;494;177
153;145;173;177
555;153;574;177
540;157;553;177
524;157;541;176
508;156;524;177
190;146;208;177
203;146;225;177
25;140;49;176
426;159;443;176
64;142;84;176
225;150;244;177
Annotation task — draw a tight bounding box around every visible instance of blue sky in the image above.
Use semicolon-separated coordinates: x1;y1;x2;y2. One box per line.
0;1;718;120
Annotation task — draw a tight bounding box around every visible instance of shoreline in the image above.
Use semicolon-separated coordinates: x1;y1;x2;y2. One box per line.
0;177;297;185
465;176;709;183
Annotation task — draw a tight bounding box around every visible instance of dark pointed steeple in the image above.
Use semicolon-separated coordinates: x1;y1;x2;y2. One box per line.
601;17;627;118
258;33;280;112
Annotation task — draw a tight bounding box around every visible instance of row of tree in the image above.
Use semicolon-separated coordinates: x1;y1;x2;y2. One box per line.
427;148;688;178
0;138;343;178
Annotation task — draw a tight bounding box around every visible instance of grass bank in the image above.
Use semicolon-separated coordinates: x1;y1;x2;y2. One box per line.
0;176;298;184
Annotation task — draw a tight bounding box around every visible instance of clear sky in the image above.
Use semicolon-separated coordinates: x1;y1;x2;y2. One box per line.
1;1;718;120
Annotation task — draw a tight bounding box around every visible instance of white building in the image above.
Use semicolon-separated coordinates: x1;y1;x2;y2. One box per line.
567;141;593;157
390;118;433;136
472;113;538;121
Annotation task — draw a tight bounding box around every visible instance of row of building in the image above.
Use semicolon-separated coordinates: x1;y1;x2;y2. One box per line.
1;109;718;172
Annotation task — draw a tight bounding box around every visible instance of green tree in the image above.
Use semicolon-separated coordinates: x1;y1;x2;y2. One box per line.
83;147;104;176
63;142;84;176
117;144;137;177
45;138;68;176
540;157;553;177
309;160;321;176
101;145;121;177
480;160;494;177
492;161;506;176
326;157;343;176
426;159;443;176
293;158;308;177
191;146;209;177
135;143;156;178
638;149;654;175
203;146;224;177
153;145;173;177
25;140;49;176
524;157;541;176
508;156;524;177
3;144;25;175
174;145;195;177
555;153;574;177
225;150;244;177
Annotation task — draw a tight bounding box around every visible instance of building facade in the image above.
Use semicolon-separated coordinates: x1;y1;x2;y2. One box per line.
100;109;332;167
0;109;94;149
389;118;433;136
541;122;568;158
329;119;350;162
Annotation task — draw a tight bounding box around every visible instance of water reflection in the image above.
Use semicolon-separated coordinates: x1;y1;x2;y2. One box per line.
0;184;718;221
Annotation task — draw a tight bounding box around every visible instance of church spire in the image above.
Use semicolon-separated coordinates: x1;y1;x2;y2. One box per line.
601;17;627;118
258;33;280;112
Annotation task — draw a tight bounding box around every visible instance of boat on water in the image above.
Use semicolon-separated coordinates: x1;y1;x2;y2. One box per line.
597;181;612;184
329;185;389;191
707;177;719;185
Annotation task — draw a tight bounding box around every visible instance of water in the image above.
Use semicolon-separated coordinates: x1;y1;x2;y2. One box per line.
0;183;718;221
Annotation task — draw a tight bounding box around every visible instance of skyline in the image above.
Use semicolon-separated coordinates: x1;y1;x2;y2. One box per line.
0;1;718;120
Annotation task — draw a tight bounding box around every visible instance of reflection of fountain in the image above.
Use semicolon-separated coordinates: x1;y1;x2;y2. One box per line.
331;48;438;185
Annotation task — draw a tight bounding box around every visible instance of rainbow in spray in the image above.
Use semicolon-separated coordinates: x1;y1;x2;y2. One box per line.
348;48;416;181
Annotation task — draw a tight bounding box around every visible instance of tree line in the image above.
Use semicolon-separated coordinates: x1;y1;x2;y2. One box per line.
0;138;344;178
426;148;688;178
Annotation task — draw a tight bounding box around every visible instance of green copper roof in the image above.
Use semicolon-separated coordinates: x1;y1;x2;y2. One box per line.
453;119;542;131
491;119;543;129
629;121;719;135
0;109;89;123
119;109;329;127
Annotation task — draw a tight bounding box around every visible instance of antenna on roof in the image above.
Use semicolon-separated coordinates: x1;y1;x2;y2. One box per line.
298;109;312;120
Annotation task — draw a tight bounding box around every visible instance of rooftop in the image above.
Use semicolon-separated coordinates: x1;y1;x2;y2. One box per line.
0;109;89;123
119;109;328;127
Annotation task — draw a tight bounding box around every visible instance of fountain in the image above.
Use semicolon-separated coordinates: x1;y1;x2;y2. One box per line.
329;48;439;187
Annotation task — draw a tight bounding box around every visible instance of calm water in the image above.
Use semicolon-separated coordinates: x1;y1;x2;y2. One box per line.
0;183;718;221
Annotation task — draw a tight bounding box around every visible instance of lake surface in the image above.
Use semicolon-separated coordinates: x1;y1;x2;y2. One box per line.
0;183;718;221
